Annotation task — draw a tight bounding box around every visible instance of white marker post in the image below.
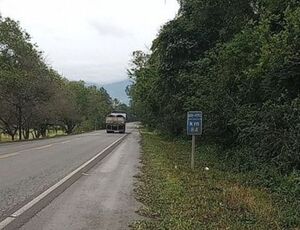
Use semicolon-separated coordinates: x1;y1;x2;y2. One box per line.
187;111;203;170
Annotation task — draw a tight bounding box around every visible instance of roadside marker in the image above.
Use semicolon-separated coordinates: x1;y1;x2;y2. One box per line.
187;111;203;170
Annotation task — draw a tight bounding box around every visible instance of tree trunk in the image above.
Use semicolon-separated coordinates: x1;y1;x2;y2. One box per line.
30;131;35;139
40;125;47;138
23;127;30;140
33;129;40;139
66;124;75;134
17;106;22;141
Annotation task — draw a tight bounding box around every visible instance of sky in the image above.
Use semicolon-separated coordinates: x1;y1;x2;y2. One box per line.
0;0;179;84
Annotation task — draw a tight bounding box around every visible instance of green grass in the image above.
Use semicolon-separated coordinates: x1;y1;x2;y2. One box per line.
0;130;66;142
131;131;299;230
0;133;12;142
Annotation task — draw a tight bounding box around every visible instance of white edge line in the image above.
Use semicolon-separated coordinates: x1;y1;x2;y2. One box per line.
0;135;126;229
0;218;14;229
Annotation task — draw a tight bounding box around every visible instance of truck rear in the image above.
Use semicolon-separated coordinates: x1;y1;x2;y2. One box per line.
105;113;126;133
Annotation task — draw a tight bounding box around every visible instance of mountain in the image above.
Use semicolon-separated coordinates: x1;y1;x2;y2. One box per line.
104;79;132;105
87;79;132;105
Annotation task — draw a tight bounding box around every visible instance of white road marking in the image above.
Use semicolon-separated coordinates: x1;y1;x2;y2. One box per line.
0;152;23;160
0;217;14;229
33;144;53;150
0;131;106;160
0;135;127;229
0;143;55;160
61;140;72;144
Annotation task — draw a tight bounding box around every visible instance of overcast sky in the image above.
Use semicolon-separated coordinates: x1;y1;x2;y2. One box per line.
0;0;179;84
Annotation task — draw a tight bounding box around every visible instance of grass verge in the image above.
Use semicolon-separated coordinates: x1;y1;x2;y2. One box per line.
131;131;299;230
0;130;69;143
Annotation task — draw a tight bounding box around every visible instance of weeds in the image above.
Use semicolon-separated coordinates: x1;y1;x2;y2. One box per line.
131;131;299;229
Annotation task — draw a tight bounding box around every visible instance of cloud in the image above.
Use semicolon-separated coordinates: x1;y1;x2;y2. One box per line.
89;21;131;38
0;0;179;84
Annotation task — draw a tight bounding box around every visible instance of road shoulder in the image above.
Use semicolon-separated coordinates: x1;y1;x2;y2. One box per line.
21;130;141;230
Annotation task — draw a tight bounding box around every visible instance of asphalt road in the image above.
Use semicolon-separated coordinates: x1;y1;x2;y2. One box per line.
21;125;141;230
0;129;125;221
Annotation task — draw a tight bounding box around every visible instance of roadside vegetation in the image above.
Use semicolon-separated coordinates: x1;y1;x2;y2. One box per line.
128;0;300;175
0;129;66;142
131;131;299;229
128;0;299;228
0;16;130;142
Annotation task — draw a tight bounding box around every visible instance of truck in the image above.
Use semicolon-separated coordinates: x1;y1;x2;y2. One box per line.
105;112;127;133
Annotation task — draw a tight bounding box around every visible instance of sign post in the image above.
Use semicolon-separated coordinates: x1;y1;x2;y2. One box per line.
187;111;203;170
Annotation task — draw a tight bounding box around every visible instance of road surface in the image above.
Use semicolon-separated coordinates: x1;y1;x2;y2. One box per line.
0;128;126;221
21;125;141;230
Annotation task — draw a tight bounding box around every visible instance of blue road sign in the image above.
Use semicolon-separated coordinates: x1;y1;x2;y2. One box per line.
187;111;203;136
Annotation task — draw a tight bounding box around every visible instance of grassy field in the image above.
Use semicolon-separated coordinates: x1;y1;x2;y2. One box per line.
131;131;299;230
0;130;66;142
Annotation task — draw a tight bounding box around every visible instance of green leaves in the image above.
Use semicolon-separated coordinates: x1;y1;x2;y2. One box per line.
128;1;300;173
0;16;114;139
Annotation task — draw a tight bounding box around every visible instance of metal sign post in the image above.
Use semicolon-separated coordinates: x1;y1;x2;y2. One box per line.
191;135;195;170
187;111;203;170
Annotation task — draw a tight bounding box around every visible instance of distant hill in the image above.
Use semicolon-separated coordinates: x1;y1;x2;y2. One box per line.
87;79;132;105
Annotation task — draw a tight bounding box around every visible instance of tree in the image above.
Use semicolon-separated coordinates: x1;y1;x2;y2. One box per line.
0;16;115;140
0;17;53;140
128;0;300;172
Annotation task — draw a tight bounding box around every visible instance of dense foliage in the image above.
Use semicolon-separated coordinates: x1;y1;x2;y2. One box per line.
128;0;300;173
0;17;113;140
